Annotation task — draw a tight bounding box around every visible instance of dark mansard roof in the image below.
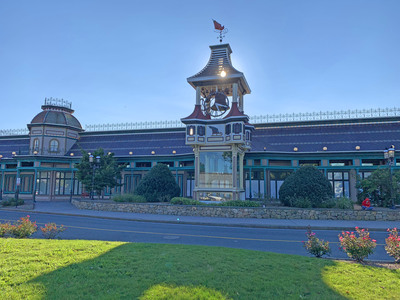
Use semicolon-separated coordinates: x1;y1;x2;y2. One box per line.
1;118;399;159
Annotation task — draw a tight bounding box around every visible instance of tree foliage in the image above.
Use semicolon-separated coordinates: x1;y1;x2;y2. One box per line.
279;166;334;207
357;168;400;207
76;148;126;197
135;163;180;202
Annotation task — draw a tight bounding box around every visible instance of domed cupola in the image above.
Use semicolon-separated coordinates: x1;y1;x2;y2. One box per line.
29;100;82;130
28;98;83;156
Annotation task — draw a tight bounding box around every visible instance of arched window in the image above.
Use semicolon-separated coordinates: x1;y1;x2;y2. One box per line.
49;139;59;152
33;139;39;151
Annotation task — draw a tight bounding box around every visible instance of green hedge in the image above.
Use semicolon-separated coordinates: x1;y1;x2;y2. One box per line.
1;198;24;207
214;200;261;207
112;194;146;203
170;198;261;207
170;197;204;205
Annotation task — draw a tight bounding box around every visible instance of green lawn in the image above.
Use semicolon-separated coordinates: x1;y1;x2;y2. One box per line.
1;239;399;299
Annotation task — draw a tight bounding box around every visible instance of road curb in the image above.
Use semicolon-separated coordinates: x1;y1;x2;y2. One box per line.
0;207;392;232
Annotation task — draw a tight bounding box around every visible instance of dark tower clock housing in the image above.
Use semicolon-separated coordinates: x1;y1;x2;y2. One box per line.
182;43;253;201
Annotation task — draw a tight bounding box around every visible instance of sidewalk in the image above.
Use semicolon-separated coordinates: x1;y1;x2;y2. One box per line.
2;200;399;231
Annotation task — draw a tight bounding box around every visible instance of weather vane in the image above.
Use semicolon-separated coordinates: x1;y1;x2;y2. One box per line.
213;19;228;43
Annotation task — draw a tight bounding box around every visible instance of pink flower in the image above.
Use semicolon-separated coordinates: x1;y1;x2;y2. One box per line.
372;239;376;243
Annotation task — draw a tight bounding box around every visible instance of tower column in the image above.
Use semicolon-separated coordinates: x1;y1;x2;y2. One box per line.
196;87;201;105
239;94;244;112
239;152;244;190
232;83;238;103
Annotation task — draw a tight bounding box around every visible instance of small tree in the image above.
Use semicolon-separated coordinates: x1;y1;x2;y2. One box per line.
76;148;126;198
357;168;400;207
279;166;333;207
135;163;180;202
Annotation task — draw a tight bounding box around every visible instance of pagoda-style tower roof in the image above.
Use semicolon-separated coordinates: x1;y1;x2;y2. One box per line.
187;44;251;95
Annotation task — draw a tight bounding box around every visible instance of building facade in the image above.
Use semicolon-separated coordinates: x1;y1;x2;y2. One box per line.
0;44;399;202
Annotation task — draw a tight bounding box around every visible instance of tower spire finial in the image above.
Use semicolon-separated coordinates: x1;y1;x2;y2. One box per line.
212;19;228;43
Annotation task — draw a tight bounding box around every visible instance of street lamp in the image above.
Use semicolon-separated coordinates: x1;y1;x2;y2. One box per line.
384;146;396;209
89;154;101;200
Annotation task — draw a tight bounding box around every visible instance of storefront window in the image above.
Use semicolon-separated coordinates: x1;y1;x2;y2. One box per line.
4;174;16;193
55;172;73;195
327;171;350;198
245;170;264;199
20;175;33;193
37;172;50;195
270;171;291;199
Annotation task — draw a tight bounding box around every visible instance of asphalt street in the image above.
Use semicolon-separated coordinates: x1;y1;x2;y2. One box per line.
0;210;393;261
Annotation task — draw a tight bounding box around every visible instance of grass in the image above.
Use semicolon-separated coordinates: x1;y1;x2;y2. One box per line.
0;239;399;299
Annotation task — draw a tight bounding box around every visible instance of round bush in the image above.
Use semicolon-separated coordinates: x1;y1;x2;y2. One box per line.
279;166;333;207
135;163;180;202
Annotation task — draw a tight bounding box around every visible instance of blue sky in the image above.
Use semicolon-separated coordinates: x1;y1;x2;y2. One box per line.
1;0;399;129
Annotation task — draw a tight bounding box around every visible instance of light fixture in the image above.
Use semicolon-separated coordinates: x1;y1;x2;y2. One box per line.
108;152;112;155
0;154;2;159
323;146;327;151
172;150;176;154
189;127;194;136
293;147;298;152
389;146;395;158
220;69;226;77
151;151;155;155
70;153;74;156
263;147;267;151
12;151;16;156
33;150;38;155
355;146;360;150
129;151;133;155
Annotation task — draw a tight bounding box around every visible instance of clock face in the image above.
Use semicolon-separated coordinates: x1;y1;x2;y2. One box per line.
201;91;230;118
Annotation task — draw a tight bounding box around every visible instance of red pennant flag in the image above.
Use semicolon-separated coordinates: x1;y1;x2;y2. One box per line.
213;20;224;31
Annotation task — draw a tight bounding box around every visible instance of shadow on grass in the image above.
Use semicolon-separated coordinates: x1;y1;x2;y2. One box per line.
28;243;347;299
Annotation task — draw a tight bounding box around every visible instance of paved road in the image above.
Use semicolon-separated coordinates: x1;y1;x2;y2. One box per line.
0;210;393;261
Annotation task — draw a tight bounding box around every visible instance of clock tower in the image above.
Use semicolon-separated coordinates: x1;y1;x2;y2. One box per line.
181;43;253;201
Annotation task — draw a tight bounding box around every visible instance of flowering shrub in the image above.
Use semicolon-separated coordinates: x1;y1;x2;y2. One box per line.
303;226;331;257
385;228;400;263
0;222;14;237
11;215;37;238
40;223;66;239
338;227;376;262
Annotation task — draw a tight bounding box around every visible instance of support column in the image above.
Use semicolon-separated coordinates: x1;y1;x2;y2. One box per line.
239;94;244;112
194;146;200;200
196;87;201;105
232;83;238;103
239;152;244;190
232;147;237;188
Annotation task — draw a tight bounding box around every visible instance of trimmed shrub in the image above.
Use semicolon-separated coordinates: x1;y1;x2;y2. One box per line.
279;166;334;208
135;164;180;202
112;194;146;203
1;198;24;207
171;197;204;205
